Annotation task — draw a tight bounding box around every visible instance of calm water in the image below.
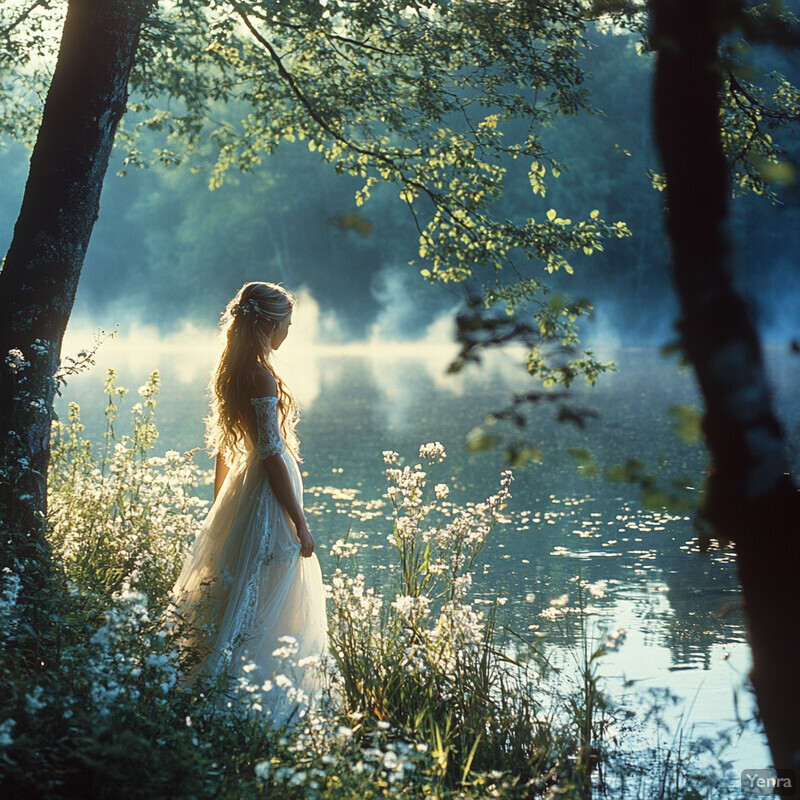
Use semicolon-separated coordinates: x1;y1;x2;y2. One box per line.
57;323;800;779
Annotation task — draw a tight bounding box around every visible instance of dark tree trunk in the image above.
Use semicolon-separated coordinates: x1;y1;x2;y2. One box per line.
0;0;149;574
652;0;800;771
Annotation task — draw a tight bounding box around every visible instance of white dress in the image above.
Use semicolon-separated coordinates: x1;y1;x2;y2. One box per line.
171;397;328;723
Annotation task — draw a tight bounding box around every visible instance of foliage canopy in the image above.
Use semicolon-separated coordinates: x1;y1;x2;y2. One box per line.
6;1;799;388
3;2;798;385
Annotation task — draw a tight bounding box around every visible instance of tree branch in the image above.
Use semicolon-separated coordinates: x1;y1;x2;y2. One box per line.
0;0;49;41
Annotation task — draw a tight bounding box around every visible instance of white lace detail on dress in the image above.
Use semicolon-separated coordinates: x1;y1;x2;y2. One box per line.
222;399;288;655
251;396;285;458
226;484;276;655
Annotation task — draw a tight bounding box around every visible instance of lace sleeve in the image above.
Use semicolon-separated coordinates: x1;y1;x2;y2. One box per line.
250;397;285;459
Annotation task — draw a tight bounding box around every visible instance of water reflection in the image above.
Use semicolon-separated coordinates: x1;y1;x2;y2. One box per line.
57;324;796;770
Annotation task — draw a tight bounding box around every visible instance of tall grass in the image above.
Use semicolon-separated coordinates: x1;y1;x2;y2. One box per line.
327;447;581;791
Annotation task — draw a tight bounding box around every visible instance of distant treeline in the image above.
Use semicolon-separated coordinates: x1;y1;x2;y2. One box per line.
2;33;798;343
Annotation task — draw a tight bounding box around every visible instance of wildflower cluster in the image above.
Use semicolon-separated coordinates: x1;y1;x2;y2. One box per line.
5;348;29;375
82;587;182;715
328;444;571;786
48;370;210;601
0;564;215;798
250;710;435;798
385;443;513;599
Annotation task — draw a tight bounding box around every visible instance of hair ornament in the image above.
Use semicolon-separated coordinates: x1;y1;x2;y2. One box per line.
231;298;267;320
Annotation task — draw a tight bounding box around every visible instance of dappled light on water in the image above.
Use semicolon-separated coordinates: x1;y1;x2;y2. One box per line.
54;322;798;776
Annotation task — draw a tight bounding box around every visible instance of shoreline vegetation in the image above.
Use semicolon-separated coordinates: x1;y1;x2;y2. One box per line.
1;373;747;798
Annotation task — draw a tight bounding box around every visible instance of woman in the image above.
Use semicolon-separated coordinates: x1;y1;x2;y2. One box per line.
172;282;327;722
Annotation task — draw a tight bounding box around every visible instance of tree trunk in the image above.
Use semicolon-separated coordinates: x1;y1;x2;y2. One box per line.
0;0;149;574
652;0;800;771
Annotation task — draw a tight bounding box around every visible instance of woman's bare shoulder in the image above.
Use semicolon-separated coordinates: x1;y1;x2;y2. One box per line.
250;366;278;398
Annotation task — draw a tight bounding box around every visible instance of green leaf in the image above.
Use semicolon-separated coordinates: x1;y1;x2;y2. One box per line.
640;486;670;510
755;159;796;186
568;447;597;475
668;404;703;443
466;427;497;452
506;446;544;468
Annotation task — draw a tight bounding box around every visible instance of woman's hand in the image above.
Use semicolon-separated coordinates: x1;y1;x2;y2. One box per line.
296;522;315;558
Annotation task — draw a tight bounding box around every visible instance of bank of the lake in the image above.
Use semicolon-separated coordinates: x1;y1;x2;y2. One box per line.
56;327;799;781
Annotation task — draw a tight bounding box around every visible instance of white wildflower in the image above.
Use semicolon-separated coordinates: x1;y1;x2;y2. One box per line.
395;516;417;542
271;636;299;659
0;719;15;748
25;686;47;714
418;442;446;462
603;628;627;651
275;766;295;782
275;674;293;690
288;771;307;786
363;747;383;762
383;750;400;770
330;538;359;558
5;349;29;373
391;595;422;618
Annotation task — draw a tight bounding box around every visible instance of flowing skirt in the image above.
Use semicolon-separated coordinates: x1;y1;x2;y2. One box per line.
172;449;328;722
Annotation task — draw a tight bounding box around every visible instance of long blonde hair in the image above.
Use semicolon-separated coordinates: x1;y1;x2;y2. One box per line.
206;282;300;461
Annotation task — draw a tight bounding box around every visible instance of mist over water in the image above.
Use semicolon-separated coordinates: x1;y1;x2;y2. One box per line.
3;47;800;350
60;259;800;453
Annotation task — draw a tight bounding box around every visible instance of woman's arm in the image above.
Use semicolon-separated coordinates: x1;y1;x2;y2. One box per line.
262;455;315;557
214;454;229;500
249;368;315;558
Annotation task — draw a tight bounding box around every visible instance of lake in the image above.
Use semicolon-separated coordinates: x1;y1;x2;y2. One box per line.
57;318;800;783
